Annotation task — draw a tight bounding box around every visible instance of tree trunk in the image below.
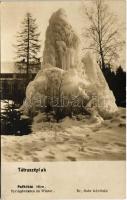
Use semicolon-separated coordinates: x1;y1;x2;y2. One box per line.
27;16;30;76
100;48;105;69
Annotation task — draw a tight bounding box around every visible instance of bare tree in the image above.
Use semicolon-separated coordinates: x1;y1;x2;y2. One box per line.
82;0;124;69
14;12;41;75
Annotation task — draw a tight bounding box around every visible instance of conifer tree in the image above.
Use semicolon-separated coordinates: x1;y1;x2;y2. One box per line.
15;12;41;74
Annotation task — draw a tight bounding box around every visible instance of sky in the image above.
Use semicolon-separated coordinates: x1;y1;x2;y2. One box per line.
1;0;126;72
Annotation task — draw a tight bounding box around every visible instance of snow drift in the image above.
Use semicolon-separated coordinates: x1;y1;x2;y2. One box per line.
21;8;118;119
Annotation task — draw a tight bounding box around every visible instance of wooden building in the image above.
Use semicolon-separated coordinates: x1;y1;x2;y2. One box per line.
0;73;36;103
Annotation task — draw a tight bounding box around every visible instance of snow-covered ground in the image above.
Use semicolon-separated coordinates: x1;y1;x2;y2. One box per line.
1;107;125;161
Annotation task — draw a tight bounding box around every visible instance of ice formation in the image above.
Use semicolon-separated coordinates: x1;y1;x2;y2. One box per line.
43;9;80;71
22;8;118;118
81;53;118;117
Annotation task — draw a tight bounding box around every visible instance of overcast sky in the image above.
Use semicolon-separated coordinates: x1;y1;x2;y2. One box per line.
1;0;126;72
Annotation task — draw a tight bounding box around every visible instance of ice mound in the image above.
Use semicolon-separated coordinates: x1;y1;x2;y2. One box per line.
21;9;117;118
22;65;90;115
81;53;118;118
